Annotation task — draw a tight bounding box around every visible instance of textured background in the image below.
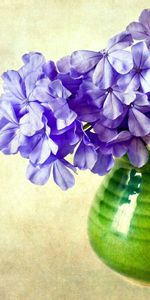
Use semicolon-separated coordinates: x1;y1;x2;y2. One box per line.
0;1;150;299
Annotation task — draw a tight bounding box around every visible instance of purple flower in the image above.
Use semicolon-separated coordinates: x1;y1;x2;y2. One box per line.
0;101;39;155
127;137;149;168
2;52;45;106
91;150;114;176
45;55;83;94
96;129;149;168
74;130;97;170
94;122;118;143
102;131;132;158
79;129;115;175
0;52;84;190
26;155;76;190
126;9;150;43
69;82;101;123
32;78;77;130
118;41;150;93
1;53;46;135
90;84;135;120
127;93;150;137
0;10;150;191
71;32;133;87
27;119;58;165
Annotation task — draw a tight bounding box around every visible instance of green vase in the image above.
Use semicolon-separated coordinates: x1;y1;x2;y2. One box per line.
88;156;150;285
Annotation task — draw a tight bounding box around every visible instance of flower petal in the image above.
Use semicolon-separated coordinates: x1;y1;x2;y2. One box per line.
50;79;71;99
0;100;19;124
56;111;77;129
134;92;149;107
57;55;71;73
126;22;149;39
19;52;45;78
29;136;58;165
132;41;149;68
107;131;132;157
108;50;133;74
103;92;123;120
52;160;75;190
93;57;114;87
139;9;150;32
117;71;140;91
114;90;136;105
31;78;51;103
128;108;150;137
26;161;51;185
20;108;44;136
107;32;133;52
71;50;101;74
57;73;82;94
127;138;149;168
140;69;150;93
94;122;117;142
74;141;97;170
2;70;25;101
92;151;114;176
25;71;40;98
43;60;57;80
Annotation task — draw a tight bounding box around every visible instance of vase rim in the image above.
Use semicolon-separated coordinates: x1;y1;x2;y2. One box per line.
115;155;150;173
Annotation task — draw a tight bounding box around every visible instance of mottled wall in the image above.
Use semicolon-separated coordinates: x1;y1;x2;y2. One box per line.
0;1;149;299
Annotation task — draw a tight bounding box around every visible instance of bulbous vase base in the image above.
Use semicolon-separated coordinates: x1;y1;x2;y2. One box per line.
88;157;150;285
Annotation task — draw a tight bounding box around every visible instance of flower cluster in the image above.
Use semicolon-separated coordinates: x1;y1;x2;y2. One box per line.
0;9;150;190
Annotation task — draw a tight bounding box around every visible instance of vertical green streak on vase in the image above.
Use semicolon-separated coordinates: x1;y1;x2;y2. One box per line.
88;157;150;283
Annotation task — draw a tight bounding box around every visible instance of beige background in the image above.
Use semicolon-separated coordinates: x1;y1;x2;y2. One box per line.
0;1;150;299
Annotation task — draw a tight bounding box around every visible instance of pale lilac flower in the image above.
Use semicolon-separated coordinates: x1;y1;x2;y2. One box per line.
118;42;150;92
71;32;133;87
0;10;150;190
127;9;150;43
26;155;76;190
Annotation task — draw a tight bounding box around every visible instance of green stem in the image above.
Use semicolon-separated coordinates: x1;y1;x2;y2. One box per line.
83;123;93;131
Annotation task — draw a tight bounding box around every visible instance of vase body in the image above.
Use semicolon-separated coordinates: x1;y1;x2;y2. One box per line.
88;157;150;284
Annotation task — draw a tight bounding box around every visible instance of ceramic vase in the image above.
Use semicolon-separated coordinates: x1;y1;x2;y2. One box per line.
88;156;150;285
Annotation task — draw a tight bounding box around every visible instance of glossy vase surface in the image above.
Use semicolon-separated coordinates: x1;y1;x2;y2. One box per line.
88;157;150;285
